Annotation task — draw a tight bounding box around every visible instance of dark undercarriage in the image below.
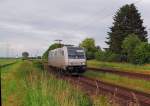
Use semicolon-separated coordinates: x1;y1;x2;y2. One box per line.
49;65;86;75
66;65;86;74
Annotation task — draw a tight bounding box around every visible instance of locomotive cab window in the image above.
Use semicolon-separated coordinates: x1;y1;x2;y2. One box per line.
67;47;85;59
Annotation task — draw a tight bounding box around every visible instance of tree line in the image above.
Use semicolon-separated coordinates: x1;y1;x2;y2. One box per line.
42;4;150;64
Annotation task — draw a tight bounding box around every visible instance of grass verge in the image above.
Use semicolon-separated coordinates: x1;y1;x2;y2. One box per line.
0;58;18;66
84;71;150;93
87;60;150;74
1;60;112;106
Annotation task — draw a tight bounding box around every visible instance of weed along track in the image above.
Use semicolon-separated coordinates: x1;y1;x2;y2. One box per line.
87;67;150;81
44;63;150;106
62;75;150;106
78;76;150;106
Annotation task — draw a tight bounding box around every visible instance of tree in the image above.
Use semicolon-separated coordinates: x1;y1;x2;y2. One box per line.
122;34;141;63
106;4;147;54
79;38;97;59
22;52;29;59
80;38;96;51
42;43;62;60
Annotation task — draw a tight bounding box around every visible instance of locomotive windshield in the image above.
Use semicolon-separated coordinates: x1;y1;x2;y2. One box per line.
67;47;85;59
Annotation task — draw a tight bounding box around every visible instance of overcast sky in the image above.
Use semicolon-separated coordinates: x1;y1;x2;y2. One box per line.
0;0;150;57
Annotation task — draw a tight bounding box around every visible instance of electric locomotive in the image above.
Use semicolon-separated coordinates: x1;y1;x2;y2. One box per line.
48;45;86;74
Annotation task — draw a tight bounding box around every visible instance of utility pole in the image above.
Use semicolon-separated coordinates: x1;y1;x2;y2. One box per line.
55;39;62;44
55;39;62;47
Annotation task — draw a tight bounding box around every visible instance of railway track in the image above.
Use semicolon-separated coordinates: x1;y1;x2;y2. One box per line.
63;75;150;106
87;67;150;81
44;63;150;106
44;61;150;81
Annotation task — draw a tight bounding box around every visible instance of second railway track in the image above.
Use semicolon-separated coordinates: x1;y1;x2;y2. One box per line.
87;67;150;81
63;75;150;106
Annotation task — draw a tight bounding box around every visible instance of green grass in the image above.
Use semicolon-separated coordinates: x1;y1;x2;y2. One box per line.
1;60;112;106
0;58;18;66
87;60;150;74
92;96;112;106
84;71;150;93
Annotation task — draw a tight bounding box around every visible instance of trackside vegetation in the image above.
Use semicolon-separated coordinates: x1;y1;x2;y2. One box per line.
0;58;18;66
1;60;112;106
87;60;150;74
84;71;150;93
1;61;90;106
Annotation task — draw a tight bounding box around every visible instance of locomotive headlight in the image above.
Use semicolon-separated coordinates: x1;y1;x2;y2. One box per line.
81;62;85;65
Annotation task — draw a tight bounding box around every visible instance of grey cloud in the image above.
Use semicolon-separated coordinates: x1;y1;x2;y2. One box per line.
0;0;149;57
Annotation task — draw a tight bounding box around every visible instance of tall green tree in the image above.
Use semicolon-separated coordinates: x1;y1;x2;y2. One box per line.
106;4;147;54
79;38;97;59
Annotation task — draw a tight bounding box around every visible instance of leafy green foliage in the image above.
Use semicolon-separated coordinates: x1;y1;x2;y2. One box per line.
122;34;141;63
95;50;105;61
133;42;150;64
106;4;147;54
79;38;97;59
95;51;120;62
122;34;150;64
79;38;96;51
42;43;62;60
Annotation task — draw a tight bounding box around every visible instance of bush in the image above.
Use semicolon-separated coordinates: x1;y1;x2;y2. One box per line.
106;52;120;62
122;34;150;64
95;51;105;61
86;51;95;60
95;51;120;62
122;34;141;63
133;42;150;64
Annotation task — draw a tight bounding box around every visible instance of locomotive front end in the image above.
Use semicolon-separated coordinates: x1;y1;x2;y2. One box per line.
66;46;86;74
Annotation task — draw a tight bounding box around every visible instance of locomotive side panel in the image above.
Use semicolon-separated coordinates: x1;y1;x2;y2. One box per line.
48;47;67;69
48;46;87;74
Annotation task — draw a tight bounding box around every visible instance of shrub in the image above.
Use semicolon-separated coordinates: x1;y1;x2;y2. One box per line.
133;42;150;64
95;51;105;61
95;51;120;62
122;34;150;64
86;51;95;60
106;52;120;62
122;34;141;63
